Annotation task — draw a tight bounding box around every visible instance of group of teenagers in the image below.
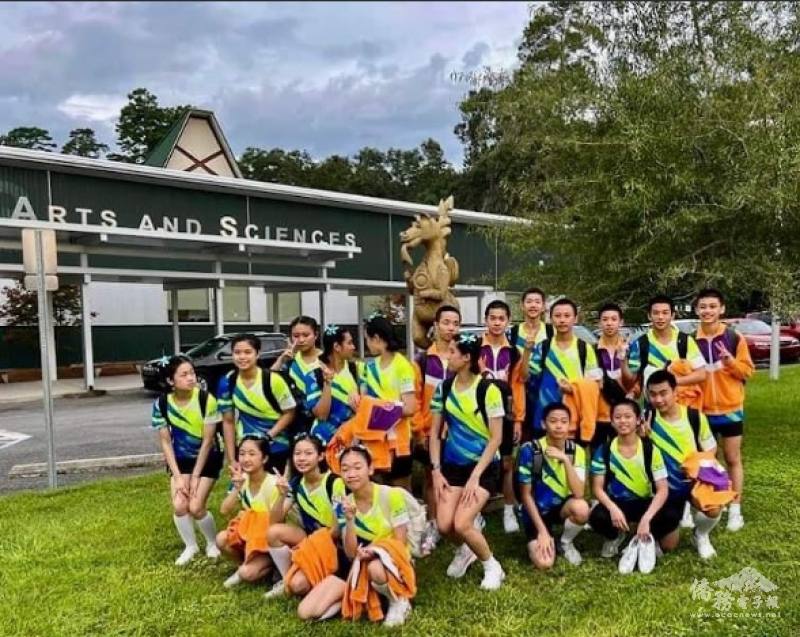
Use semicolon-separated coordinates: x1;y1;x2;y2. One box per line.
152;286;752;627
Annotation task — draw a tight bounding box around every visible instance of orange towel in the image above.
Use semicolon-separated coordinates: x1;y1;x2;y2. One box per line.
668;360;704;411
326;423;393;473
682;450;737;511
342;537;417;623
285;528;339;588
563;379;600;443
225;510;269;562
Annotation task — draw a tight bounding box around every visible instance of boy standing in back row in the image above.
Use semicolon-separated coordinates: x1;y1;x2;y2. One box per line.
693;289;754;531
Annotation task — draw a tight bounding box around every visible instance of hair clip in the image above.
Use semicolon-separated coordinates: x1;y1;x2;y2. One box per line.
324;324;341;336
157;355;171;366
459;332;478;344
366;311;384;321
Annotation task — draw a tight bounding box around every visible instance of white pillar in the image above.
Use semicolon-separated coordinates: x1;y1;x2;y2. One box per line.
214;287;224;336
406;293;415;358
357;295;365;359
171;289;180;354
770;313;780;380
80;275;95;390
272;291;280;332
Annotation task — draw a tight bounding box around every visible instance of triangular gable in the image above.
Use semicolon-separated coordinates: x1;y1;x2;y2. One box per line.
144;109;242;178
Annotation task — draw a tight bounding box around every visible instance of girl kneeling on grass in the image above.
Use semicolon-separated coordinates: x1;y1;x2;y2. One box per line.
216;436;280;588
152;355;223;566
429;333;506;590
298;445;416;627
264;432;346;601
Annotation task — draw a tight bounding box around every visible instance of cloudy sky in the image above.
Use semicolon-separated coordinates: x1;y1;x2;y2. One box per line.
0;1;531;164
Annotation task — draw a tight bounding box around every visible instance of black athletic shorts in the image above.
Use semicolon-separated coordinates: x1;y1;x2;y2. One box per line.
517;501;570;542
377;453;414;481
589;496;682;540
441;461;500;493
500;419;516;456
708;414;744;438
169;451;223;480
412;441;432;469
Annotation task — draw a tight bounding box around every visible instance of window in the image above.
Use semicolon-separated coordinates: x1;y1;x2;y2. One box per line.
265;292;301;324
223;287;250;323
165;289;210;322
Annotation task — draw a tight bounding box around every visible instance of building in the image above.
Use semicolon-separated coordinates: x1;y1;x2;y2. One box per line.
0;110;518;387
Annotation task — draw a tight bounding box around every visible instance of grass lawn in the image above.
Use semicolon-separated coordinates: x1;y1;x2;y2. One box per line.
2;368;799;637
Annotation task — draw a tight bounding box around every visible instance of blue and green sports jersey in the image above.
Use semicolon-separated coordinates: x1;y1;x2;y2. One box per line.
290;472;345;534
333;482;409;545
529;336;602;429
590;438;668;500
287;352;321;412
151;388;220;461
216;368;297;454
362;353;415;401
431;376;505;466
305;363;361;445
517;439;587;513
627;327;705;376
650;406;716;494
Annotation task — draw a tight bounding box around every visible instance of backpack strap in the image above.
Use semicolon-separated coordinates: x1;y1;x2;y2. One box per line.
725;327;741;354
602;436;614;489
347;361;359;384
641;437;656;491
577;339;588;375
677;331;689;360
324;472;337;502
475;378;493;426
564;438;576;464
636;334;650;376
509;324;520;348
687;407;702;449
532;439;544;482
540;338;552;373
158;394;171;427
261;370;285;415
439;377;456;440
198;389;209;419
545;323;555;339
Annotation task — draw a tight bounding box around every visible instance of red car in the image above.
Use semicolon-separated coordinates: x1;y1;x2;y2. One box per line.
745;312;800;340
725;318;800;363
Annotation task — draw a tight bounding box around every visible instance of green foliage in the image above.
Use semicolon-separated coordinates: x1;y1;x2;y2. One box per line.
1;367;798;636
0;126;57;151
0;280;88;327
469;1;800;315
108;88;191;164
61;128;109;158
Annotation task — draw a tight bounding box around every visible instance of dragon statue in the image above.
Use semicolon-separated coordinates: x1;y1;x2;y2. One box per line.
399;195;460;349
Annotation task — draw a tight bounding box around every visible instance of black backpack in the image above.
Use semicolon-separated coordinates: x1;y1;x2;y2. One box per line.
513;438;577;503
312;361;360;391
228;368;305;434
158;389;222;449
636;331;689;379
602;436;657;493
439;376;496;437
539;337;589;375
595;345;628;407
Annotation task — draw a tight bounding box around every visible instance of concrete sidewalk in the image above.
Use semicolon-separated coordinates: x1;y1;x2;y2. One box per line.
0;374;146;405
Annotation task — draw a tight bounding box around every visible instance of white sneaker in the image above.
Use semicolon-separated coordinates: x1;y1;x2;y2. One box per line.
560;541;582;566
223;571;242;589
175;545;198;566
503;507;520;534
637;535;656;574
726;508;744;532
384;597;411;627
205;543;221;560
479;560;506;590
680;503;695;529
263;580;286;600
618;538;639;574
446;543;477;578
601;534;626;558
692;531;717;560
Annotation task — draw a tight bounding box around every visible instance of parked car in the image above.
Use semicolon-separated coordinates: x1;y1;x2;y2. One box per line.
592;324;648;342
673;319;701;334
141;331;287;392
724;318;800;363
745;312;800;340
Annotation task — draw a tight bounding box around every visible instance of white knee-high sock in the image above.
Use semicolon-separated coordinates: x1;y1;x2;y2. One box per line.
269;545;292;578
693;510;721;536
560;519;583;544
173;514;198;549
195;513;217;545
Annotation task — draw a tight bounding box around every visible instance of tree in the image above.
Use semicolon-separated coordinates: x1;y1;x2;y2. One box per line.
475;1;800;314
0;281;88;327
238;147;315;185
108;88;191;163
0;127;57;151
61;128;109;158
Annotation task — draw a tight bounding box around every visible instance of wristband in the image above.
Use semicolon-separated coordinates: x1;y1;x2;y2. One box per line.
431;462;441;471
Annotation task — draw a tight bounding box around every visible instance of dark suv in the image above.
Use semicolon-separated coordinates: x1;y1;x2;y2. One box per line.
141;331;287;393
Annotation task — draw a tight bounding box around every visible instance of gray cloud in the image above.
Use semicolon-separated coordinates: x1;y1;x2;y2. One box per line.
0;1;529;164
